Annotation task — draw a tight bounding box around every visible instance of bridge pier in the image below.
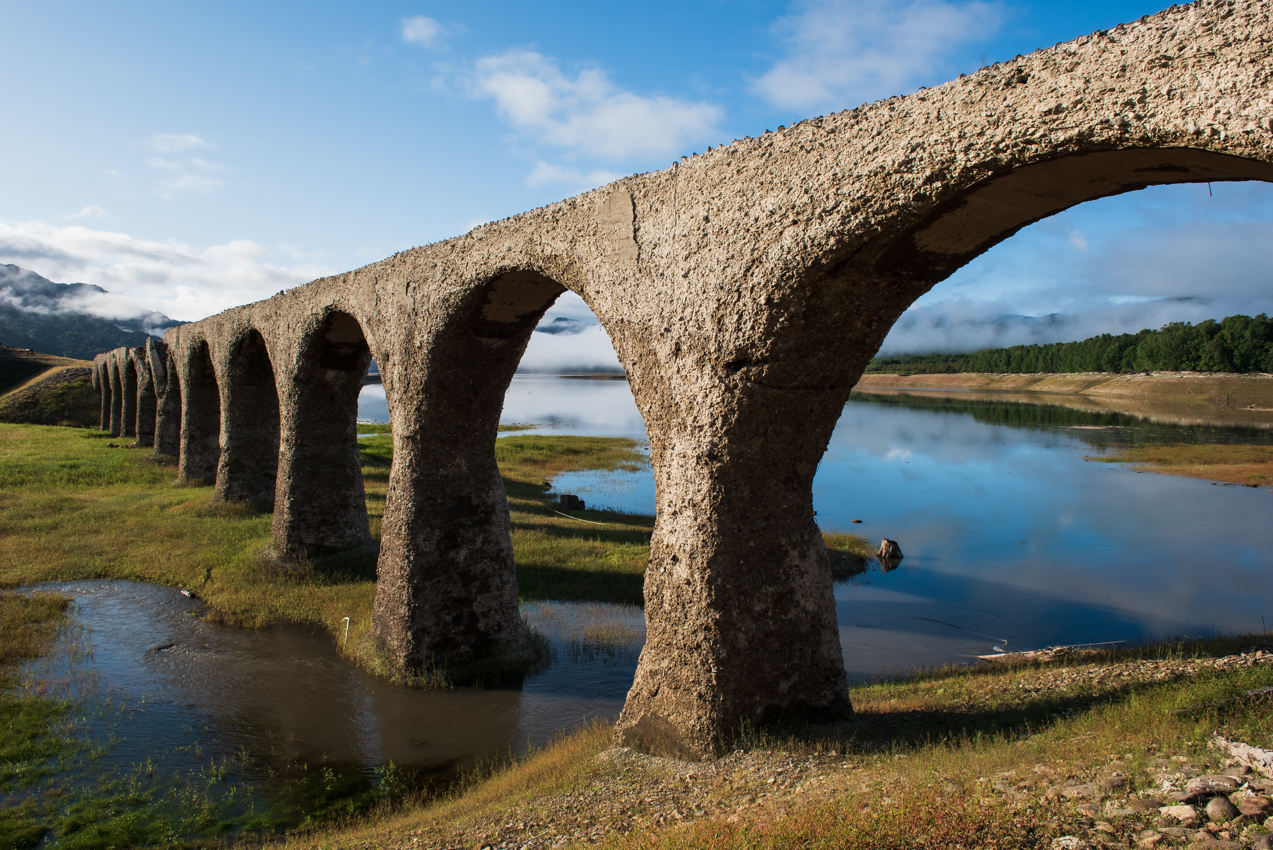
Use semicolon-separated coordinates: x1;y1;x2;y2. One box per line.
132;348;157;448
94;361;110;431
120;357;138;438
272;312;371;555
215;331;280;509
368;273;561;678
108;361;123;437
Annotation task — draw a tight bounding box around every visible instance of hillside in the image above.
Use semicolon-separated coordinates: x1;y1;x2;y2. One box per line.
0;346;98;427
0;264;180;360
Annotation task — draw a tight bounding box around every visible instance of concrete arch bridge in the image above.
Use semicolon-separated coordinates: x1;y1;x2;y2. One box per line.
92;0;1273;758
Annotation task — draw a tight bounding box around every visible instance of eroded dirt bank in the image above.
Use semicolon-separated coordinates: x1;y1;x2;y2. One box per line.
854;372;1273;429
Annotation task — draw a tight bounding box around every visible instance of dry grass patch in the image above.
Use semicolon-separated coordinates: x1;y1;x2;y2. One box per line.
1088;443;1273;486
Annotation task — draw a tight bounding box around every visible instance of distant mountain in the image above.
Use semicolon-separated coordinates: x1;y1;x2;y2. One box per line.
0;264;182;360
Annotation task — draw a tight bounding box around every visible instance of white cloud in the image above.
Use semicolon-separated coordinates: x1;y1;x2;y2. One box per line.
525;161;621;190
0;220;332;321
754;0;1004;112
145;133;213;153
469;49;722;160
65;205;109;220
401;15;446;48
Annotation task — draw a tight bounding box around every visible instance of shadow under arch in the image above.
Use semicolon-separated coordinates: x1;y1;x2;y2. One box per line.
216;329;281;510
154;348;182;457
273;310;373;557
179;340;221;484
370;269;568;679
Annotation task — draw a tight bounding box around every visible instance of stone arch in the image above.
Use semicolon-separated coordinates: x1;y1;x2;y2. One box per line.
179;340;221;484
216;328;281;509
273;310;373;555
369;268;568;678
875;148;1273;287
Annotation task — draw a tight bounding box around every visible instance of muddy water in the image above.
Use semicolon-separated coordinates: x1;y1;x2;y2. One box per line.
22;582;642;788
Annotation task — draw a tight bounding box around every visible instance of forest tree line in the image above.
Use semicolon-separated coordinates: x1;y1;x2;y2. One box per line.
865;314;1273;375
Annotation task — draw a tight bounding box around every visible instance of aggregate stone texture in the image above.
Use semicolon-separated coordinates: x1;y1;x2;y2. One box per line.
93;0;1273;758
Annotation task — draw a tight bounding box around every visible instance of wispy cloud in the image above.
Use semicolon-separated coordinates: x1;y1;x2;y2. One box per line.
401;15;448;49
0;220;331;321
525;161;621;190
144;133;213;154
469;49;722;161
64;205;109;220
141;135;226;198
754;0;1004;112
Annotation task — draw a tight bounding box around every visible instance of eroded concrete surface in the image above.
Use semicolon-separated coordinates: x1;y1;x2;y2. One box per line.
93;0;1273;757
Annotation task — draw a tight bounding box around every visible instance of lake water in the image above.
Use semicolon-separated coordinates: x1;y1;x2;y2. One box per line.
12;376;1273;839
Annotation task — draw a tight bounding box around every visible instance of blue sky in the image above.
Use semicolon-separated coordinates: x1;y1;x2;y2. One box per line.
2;0;1272;364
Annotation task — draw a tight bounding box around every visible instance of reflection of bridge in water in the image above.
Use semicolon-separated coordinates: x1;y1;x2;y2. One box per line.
90;1;1273;757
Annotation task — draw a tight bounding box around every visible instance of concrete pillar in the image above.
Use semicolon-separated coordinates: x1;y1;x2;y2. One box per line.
108;360;123;437
370;273;560;678
273;312;371;555
178;342;221;484
154;348;181;458
132;349;156;448
215;330;280;509
121;357;138;438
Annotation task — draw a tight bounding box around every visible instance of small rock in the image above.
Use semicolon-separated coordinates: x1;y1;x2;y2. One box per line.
1187;842;1244;850
1205;796;1240;823
1135;831;1162;848
1051;837;1087;850
1128;798;1165;813
1240;795;1273;817
1160;804;1200;823
1187;775;1242;796
1099;771;1132;791
1253;835;1273;850
1064;782;1102;800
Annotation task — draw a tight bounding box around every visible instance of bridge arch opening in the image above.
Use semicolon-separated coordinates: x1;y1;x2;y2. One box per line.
272;310;374;557
179;340;221;484
216;329;281;510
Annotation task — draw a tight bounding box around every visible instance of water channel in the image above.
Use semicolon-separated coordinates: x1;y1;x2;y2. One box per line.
12;375;1273;838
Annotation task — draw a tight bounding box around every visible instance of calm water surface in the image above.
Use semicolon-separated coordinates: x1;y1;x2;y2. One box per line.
13;376;1272;836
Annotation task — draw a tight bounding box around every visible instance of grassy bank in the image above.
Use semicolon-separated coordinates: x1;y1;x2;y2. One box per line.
0;347;97;428
287;636;1273;850
0;423;659;669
